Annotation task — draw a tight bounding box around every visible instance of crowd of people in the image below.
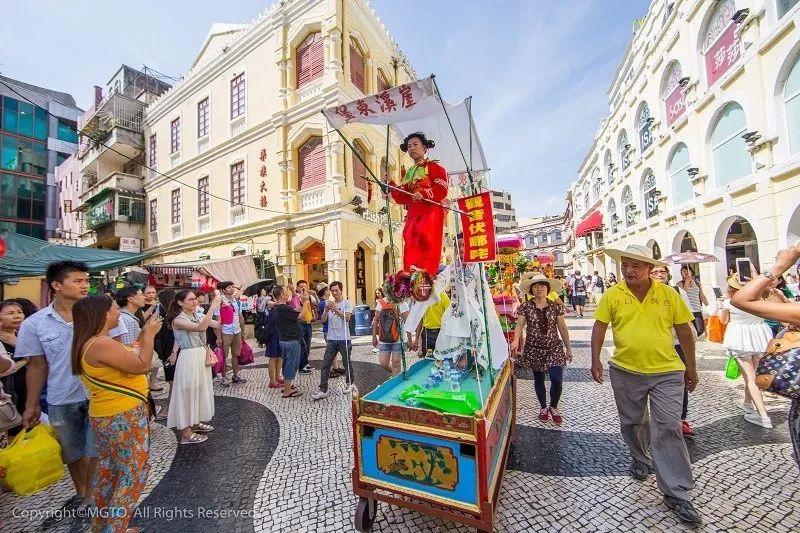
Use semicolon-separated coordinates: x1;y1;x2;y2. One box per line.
2;244;800;531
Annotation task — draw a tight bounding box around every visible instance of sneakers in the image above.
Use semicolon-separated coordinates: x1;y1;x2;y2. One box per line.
219;376;231;387
311;390;329;401
232;375;247;384
342;384;356;395
299;365;312;374
629;459;651;481
738;401;755;414
41;495;83;529
664;495;702;525
744;410;773;428
372;347;379;353
681;420;695;437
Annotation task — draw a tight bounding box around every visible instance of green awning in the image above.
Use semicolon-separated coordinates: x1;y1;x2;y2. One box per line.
0;232;150;281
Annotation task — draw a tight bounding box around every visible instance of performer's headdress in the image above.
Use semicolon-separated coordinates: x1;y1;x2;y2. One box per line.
400;132;435;152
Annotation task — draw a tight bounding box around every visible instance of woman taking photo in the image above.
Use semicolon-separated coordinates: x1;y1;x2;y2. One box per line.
731;246;800;467
165;289;222;444
679;265;709;336
511;273;573;424
70;295;162;533
719;275;774;428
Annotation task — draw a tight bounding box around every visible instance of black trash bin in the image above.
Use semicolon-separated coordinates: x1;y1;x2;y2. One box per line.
353;304;372;336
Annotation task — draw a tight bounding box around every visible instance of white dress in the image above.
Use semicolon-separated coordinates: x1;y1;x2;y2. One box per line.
721;299;773;356
167;312;214;430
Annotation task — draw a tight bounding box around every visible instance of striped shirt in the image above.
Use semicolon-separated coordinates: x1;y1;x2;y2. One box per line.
683;283;702;313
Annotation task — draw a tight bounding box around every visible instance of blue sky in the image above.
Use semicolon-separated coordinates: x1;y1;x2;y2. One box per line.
0;0;650;218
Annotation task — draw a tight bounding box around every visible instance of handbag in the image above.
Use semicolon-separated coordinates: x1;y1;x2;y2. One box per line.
725;357;741;380
755;330;800;399
212;346;225;374
238;341;254;366
205;346;217;367
0;396;21;433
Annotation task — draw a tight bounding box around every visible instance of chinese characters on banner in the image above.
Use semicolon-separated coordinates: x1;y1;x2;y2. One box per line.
705;23;740;87
457;192;496;263
665;84;686;127
259;148;268;207
322;78;436;129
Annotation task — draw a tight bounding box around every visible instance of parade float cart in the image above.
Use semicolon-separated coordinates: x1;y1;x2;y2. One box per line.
324;76;514;533
351;357;514;532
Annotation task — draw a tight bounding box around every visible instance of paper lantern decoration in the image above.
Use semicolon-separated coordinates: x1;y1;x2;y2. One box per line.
0;238;5;258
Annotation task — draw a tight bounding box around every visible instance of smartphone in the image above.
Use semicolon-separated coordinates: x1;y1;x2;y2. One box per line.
712;287;723;299
736;257;753;284
154;302;162;318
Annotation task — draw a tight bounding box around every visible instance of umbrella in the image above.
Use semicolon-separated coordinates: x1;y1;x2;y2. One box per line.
242;279;275;297
662;252;719;264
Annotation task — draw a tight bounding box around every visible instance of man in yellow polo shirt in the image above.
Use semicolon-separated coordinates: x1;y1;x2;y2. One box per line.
415;291;451;356
591;245;700;526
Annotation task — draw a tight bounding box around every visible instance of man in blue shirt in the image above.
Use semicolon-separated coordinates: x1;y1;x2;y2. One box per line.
16;261;126;525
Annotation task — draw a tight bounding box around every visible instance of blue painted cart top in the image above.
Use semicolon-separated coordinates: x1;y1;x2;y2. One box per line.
363;359;493;411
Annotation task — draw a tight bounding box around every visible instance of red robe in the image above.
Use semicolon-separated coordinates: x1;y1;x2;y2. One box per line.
390;160;448;275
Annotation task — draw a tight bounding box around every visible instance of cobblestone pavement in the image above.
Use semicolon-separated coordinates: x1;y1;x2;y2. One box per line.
2;309;799;532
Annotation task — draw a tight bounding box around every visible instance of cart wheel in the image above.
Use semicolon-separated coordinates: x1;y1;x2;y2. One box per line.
354;497;378;532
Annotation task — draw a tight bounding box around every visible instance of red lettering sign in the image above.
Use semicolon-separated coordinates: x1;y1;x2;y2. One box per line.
355;99;377;116
374;91;397;113
259;149;267;162
399;84;416;109
334;105;356;123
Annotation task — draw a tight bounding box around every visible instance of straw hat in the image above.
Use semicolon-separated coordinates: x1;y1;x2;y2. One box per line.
519;272;563;295
605;244;666;267
726;273;744;290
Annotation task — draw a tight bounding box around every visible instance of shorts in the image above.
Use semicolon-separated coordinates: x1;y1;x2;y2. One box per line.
573;295;587;306
279;340;301;379
378;341;403;354
47;400;98;464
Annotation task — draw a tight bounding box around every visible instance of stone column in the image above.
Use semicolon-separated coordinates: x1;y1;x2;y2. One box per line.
324;28;343;83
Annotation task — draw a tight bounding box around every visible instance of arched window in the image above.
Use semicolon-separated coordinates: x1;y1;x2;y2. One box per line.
550;228;561;243
352;140;368;190
582;182;590;211
662;61;686;126
608;199;618;234
377;69;391;93
618;130;630;171
668;143;692;205
638;102;654;153
604;150;615;185
711;102;750;186
554;250;564;265
538;230;548;245
350;39;366;93
591;168;601;199
298;136;325;190
702;0;740;86
785;55;800;155
296;32;324;89
779;0;799;18
641;169;658;220
622;185;635;227
524;234;535;247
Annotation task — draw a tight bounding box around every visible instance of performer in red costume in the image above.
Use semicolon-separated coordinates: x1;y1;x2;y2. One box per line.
389;132;449;276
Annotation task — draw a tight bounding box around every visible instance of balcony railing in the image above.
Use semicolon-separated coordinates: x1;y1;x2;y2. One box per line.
78;93;145;139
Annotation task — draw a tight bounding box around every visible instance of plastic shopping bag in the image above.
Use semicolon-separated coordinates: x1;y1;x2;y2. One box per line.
725;357;742;380
0;424;65;495
238;341;254;365
213;346;225;374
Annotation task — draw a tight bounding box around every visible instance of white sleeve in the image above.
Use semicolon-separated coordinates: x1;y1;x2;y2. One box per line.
109;319;128;338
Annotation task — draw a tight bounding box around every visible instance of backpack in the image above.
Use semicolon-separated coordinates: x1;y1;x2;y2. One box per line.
377;298;401;343
596;276;605;289
575;278;586;294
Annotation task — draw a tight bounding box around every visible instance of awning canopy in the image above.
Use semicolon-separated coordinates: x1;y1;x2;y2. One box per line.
146;255;258;289
575;211;603;237
0;232;150;282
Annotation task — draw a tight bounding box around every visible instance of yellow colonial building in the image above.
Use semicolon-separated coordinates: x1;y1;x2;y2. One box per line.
570;0;800;290
143;0;415;303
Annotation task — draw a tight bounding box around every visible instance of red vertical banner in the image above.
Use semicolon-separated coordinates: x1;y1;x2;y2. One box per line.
457;192;496;263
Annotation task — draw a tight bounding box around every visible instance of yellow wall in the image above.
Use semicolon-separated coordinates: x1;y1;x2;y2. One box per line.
2;277;44;307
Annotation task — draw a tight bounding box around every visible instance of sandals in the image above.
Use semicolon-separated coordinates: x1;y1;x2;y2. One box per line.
269;381;283;388
192;423;214;433
282;390;302;398
180;433;208;445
